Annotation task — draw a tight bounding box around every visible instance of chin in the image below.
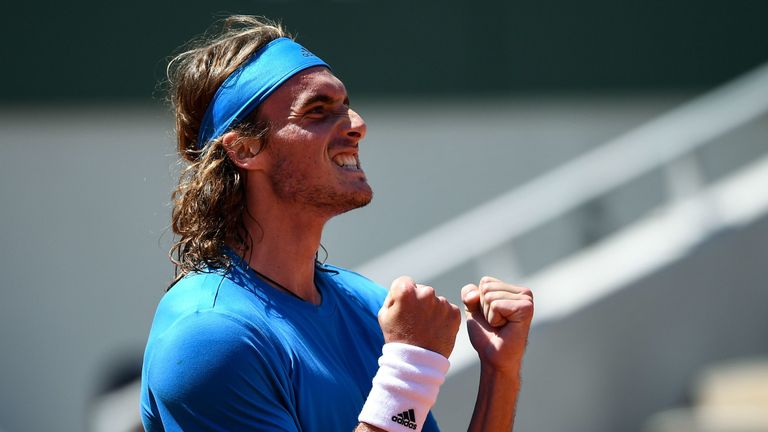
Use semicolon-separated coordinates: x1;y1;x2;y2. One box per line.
271;171;374;215
323;182;372;216
336;186;373;214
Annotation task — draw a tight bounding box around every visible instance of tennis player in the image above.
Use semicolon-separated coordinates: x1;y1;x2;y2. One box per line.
140;15;534;432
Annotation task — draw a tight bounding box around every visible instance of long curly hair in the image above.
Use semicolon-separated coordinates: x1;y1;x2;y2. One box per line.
166;16;289;286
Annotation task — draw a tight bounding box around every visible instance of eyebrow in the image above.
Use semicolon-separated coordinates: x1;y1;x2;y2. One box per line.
296;93;350;110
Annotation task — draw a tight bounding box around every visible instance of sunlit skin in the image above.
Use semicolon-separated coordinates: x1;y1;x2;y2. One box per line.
223;66;533;432
222;67;369;305
259;66;373;216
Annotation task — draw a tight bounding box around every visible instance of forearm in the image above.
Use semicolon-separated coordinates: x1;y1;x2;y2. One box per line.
467;364;521;432
355;423;386;432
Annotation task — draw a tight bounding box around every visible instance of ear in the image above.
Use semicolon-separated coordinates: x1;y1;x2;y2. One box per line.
221;131;266;170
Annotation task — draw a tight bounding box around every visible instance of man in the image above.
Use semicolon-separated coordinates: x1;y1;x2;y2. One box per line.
140;15;534;432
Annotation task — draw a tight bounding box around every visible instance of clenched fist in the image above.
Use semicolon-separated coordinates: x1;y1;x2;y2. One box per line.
462;276;534;373
378;276;462;358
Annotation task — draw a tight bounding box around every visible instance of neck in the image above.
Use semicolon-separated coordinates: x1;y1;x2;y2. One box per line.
234;196;329;305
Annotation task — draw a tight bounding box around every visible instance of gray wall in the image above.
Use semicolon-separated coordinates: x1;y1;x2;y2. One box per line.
435;213;768;432
0;94;764;431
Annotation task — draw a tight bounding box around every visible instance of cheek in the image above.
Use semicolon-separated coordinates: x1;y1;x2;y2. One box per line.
271;122;304;142
274;123;326;145
269;127;328;166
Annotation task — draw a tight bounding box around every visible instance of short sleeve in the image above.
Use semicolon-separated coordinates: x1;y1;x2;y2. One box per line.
424;411;441;431
142;311;298;432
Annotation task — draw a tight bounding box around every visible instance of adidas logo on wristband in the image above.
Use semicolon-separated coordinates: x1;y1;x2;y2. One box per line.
359;343;449;431
391;409;417;429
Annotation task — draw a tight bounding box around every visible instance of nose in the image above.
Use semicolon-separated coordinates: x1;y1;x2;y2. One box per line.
344;108;367;141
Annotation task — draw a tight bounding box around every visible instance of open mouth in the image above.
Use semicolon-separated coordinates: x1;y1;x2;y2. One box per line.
332;153;362;171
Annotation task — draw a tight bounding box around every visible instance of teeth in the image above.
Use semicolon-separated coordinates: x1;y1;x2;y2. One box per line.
333;154;359;169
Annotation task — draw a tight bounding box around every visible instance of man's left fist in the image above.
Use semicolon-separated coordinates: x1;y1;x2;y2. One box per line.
461;276;534;370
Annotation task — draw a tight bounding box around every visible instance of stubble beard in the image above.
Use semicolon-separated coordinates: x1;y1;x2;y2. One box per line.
269;154;373;217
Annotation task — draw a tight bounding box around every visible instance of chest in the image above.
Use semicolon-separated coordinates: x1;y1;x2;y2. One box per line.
281;307;384;430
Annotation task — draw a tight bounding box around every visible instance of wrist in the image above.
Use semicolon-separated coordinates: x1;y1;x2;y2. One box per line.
479;360;522;384
476;343;525;372
468;365;521;432
359;343;450;431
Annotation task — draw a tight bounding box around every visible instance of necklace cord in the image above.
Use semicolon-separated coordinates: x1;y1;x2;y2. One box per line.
248;266;306;301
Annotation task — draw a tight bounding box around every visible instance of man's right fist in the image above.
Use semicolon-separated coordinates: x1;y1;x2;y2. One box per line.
378;276;462;358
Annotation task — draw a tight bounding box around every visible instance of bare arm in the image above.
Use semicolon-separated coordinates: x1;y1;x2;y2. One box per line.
354;276;532;432
355;423;387;432
462;277;534;432
356;276;461;432
467;361;521;431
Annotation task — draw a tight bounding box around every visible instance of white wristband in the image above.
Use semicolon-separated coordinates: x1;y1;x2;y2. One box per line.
358;343;451;431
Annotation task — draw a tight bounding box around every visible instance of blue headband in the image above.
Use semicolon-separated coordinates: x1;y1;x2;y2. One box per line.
197;37;330;148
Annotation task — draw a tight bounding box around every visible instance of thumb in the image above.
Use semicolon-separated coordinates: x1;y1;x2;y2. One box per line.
461;284;481;316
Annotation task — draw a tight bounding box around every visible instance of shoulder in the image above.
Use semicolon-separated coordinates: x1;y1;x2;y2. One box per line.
154;267;267;328
161;270;229;310
141;309;299;431
146;270;290;391
146;310;287;400
320;264;388;309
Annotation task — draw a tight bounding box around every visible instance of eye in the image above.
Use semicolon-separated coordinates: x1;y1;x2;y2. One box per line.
306;105;326;116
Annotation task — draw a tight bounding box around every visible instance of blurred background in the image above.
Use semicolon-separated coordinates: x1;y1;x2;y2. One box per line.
1;1;767;431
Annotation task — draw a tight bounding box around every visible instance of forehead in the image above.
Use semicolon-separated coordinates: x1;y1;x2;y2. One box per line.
263;67;347;112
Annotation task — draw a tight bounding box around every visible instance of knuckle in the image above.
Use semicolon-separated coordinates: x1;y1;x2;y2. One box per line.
417;285;435;298
489;301;502;313
516;300;534;317
481;292;498;304
402;285;417;297
449;301;459;312
391;276;416;292
393;285;418;301
451;304;462;320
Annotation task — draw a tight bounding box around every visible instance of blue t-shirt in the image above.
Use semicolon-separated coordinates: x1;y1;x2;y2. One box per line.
140;258;441;431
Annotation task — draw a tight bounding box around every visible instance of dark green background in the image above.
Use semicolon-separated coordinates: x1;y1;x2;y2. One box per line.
3;0;767;102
